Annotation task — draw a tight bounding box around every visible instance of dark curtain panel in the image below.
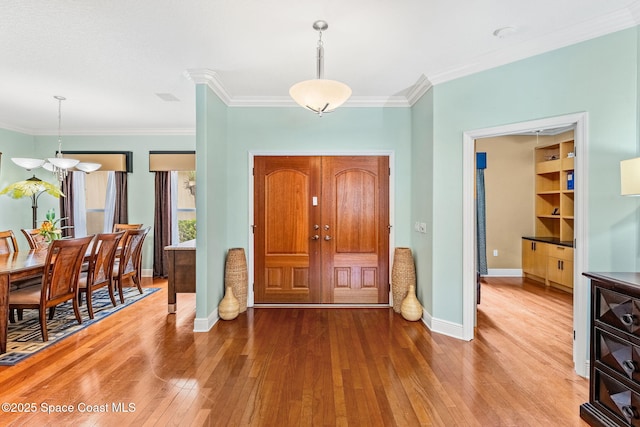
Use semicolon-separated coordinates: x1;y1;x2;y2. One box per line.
113;171;128;226
60;173;75;238
153;172;171;277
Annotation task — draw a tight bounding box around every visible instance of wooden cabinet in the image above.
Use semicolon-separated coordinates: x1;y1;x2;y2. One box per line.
581;272;640;427
522;239;547;280
165;239;196;313
547;244;574;290
522;237;573;291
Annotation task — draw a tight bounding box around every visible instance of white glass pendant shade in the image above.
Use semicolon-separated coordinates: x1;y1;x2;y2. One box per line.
289;79;352;114
42;162;54;172
11;158;45;170
47;157;80;169
75;162;101;173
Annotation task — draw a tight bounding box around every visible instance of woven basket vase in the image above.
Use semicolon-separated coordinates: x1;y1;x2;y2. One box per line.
225;248;248;313
391;247;416;313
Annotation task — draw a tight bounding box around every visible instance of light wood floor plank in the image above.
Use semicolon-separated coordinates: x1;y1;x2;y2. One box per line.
0;277;589;426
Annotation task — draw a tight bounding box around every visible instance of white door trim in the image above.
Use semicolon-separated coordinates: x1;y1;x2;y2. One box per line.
462;112;589;377
247;150;396;307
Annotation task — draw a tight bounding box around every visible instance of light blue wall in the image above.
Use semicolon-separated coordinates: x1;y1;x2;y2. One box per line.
412;27;640;324
411;90;434;313
0;129;57;249
195;85;228;319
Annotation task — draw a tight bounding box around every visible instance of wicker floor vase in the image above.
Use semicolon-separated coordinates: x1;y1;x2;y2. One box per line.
391;247;416;313
225;248;248;313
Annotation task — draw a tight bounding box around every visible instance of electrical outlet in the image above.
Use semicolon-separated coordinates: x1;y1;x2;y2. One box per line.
493;249;498;257
418;223;427;233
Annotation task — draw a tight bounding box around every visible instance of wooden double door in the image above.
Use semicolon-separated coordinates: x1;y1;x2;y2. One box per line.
254;156;390;304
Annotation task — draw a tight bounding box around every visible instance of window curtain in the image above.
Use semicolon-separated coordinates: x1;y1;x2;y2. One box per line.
71;172;87;237
170;171;178;244
60;173;75;238
153;171;171;277
476;153;488;277
113;171;128;226
103;171;116;233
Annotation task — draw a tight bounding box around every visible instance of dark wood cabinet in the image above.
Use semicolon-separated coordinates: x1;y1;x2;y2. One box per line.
582;272;640;426
165;240;196;313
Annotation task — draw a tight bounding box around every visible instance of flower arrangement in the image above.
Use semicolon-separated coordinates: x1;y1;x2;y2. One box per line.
39;209;63;242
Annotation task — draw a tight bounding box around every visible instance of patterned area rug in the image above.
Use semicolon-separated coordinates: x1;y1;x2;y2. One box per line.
0;287;159;366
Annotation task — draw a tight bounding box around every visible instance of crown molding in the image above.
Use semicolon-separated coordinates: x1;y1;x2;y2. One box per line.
184;68;232;105
0;121;34;135
429;5;640;85
228;95;410;108
184;71;413;108
30;128;196;136
405;75;433;106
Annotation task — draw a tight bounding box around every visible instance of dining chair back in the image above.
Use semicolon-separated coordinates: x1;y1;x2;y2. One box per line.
78;232;124;318
113;227;150;303
9;235;94;341
113;223;142;232
21;228;49;250
0;230;19;254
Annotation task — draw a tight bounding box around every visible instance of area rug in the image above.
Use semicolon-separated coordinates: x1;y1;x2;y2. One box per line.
0;287;159;366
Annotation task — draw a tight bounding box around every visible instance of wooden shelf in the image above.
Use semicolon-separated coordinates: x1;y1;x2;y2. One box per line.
527;137;575;292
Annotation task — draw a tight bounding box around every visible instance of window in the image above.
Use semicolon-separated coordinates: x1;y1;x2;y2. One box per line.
84;171;113;235
172;170;196;243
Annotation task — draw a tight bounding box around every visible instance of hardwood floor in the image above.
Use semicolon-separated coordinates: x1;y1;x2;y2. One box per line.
0;277;589;426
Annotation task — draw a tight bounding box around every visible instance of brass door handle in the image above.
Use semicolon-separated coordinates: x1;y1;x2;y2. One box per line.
324;235;332;241
311;235;320;240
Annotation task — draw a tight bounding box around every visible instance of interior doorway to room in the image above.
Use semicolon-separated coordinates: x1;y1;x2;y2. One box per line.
253;155;390;304
463;113;589;377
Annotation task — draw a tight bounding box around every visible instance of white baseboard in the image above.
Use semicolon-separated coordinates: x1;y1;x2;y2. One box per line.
485;268;523;277
421;310;466;340
142;268;153;277
193;309;220;332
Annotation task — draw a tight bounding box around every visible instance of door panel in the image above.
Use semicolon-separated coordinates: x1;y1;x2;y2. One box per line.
321;156;389;303
254;156;320;303
254;155;389;304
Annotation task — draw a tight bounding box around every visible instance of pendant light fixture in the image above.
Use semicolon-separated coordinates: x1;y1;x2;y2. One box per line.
289;20;352;117
45;96;79;181
11;96;100;181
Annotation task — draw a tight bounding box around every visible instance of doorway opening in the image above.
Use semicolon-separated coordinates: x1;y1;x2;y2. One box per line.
463;113;589;377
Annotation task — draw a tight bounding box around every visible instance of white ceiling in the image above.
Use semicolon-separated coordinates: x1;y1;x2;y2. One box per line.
1;0;639;135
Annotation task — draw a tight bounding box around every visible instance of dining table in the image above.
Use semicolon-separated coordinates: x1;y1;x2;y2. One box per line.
0;249;48;354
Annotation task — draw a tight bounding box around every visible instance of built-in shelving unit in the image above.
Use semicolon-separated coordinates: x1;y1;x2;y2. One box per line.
522;135;575;292
534;139;574;243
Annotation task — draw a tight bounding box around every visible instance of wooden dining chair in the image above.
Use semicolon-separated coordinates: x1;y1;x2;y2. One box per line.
8;235;94;341
0;230;19;254
77;232;124;319
112;223;142;232
21;228;49;250
113;227;150;303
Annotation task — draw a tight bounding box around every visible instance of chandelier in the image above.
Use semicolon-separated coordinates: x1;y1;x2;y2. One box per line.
12;96;100;181
289;20;352;117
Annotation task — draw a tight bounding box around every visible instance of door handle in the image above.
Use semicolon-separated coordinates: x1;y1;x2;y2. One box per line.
311;235;320;240
324;235;332;241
